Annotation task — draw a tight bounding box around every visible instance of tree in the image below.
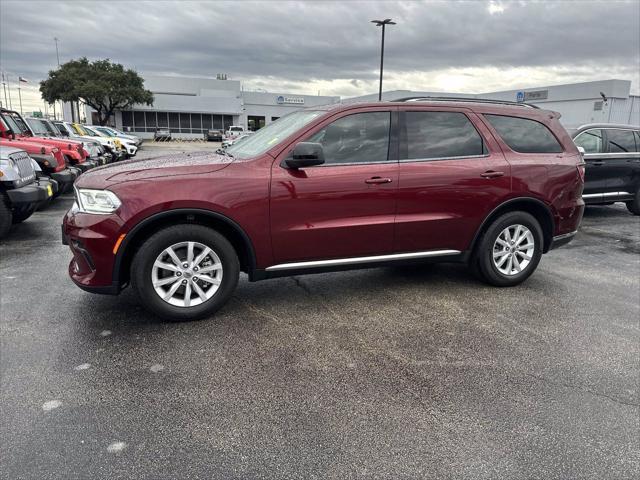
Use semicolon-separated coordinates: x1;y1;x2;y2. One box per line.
40;58;153;125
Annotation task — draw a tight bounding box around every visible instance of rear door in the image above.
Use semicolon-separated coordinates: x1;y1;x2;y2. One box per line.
394;108;511;254
573;128;606;200
602;128;639;200
270;108;398;264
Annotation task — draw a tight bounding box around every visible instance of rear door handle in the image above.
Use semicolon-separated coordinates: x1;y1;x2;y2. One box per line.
480;170;505;179
592;161;604;166
365;177;393;184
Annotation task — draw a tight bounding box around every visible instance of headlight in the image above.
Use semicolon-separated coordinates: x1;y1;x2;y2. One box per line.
75;187;121;215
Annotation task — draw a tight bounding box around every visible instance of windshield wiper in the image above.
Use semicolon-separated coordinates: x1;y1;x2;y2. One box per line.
215;148;234;158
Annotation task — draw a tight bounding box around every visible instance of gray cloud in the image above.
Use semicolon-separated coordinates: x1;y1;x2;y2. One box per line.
1;0;638;99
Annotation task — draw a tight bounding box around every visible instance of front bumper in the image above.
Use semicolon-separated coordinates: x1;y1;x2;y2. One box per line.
5;183;50;206
75;160;97;172
50;169;75;192
63;206;125;295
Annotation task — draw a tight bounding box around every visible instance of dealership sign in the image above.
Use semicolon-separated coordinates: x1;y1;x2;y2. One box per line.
276;95;305;105
516;90;549;102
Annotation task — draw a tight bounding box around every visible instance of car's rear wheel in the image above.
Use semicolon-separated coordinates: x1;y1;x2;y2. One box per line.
625;190;640;215
131;225;239;321
473;211;543;287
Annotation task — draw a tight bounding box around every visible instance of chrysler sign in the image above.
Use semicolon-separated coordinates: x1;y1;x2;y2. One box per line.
276;95;305;105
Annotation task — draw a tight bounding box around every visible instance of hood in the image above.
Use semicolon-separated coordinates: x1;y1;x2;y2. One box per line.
77;150;235;187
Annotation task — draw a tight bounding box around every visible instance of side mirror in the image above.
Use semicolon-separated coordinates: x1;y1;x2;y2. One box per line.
577;146;586;155
7;128;15;140
284;142;325;169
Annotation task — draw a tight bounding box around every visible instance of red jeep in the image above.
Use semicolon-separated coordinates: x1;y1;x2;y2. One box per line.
63;98;585;320
0;109;96;173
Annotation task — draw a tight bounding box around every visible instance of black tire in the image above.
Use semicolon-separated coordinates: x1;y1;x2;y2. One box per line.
131;224;239;321
626;190;640;216
473;211;543;287
11;207;35;224
0;195;12;238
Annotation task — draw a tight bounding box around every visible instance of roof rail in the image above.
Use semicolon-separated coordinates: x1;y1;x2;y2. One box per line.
392;96;540;109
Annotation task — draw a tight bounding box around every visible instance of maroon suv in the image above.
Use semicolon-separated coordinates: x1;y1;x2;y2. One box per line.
63;98;585;320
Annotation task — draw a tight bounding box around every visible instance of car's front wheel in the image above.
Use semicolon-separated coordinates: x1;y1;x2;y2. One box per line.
131;225;239;321
473;211;543;287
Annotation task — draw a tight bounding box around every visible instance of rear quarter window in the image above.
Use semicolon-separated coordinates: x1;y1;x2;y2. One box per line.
485;114;563;154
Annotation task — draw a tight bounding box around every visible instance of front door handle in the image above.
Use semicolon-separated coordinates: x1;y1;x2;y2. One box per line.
592;161;604;166
365;177;393;184
480;170;505;179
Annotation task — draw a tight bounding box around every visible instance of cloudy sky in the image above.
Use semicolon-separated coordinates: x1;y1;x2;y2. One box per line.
1;0;639;112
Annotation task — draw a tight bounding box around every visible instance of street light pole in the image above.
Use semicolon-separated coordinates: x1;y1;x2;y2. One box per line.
54;37;60;119
54;37;60;66
371;18;396;101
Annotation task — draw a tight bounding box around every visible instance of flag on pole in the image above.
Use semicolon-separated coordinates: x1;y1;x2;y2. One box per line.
19;76;28;83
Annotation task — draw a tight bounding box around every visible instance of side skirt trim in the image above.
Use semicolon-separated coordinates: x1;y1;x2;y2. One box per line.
266;249;461;272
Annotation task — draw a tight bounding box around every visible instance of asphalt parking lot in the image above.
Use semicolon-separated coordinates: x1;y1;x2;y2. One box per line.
1;145;639;480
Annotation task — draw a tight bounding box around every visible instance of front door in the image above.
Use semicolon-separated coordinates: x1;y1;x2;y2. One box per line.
270;110;398;265
394;109;512;253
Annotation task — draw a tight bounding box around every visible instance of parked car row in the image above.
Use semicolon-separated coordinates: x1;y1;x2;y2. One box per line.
0;108;142;238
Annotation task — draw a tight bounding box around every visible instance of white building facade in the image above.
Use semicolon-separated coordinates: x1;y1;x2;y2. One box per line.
345;79;639;129
75;74;339;139
73;76;638;136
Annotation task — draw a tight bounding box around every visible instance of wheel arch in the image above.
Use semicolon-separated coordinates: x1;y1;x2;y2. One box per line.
113;208;257;287
470;197;555;255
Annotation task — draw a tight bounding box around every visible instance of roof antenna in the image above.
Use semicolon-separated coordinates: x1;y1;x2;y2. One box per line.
599;91;608;103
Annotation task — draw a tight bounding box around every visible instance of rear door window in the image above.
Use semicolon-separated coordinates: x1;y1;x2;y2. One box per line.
485;114;563;153
403;111;485;160
574;129;604;153
606;129;637;152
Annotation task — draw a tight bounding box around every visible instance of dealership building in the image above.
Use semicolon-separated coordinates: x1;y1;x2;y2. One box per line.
70;74;340;139
73;76;637;138
346;79;639;128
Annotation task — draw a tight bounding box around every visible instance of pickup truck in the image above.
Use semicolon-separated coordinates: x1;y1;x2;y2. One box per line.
223;125;245;141
0;145;53;237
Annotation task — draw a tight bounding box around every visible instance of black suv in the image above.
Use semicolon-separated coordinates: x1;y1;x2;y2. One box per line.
572;124;640;215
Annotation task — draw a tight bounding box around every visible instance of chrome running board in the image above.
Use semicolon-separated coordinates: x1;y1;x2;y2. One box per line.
266;250;461;272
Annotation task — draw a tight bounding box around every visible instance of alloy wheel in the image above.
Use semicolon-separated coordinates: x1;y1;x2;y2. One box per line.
492;224;535;276
151;241;223;307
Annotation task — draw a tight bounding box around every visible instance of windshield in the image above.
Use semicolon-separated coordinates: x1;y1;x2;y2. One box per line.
52;122;69;136
83;126;101;136
1;114;27;134
226;110;324;159
27;118;49;135
42;121;60;136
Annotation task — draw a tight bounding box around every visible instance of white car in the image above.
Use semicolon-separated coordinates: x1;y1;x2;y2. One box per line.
53;121;122;159
221;133;252;149
93;126;142;146
83;125;138;158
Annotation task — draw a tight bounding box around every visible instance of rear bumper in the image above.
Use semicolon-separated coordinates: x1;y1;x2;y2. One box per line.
549;230;578;250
